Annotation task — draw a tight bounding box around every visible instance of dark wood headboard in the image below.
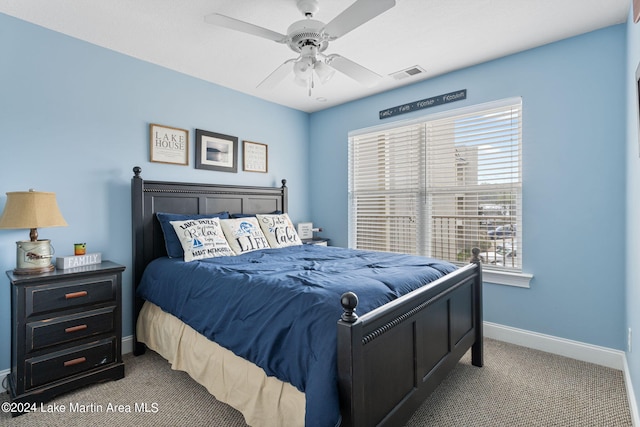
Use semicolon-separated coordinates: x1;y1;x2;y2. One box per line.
130;166;287;353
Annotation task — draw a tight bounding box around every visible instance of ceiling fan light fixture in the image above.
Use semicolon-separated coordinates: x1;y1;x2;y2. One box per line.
293;57;313;78
314;61;335;84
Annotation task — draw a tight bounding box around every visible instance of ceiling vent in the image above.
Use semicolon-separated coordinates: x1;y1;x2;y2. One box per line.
390;65;426;80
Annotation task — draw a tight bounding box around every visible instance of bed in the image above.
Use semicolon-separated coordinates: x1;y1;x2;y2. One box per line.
130;166;483;427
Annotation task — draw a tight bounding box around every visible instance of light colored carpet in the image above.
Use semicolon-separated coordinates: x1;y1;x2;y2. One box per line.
0;339;632;426
405;339;632;427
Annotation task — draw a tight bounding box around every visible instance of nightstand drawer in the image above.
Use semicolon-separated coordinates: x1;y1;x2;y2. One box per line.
26;338;116;389
26;306;116;353
27;277;116;317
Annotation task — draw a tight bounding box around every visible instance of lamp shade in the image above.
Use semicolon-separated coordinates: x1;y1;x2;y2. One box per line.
0;190;68;230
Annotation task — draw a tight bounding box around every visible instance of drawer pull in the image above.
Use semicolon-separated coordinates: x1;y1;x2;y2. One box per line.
63;357;86;367
65;291;88;299
65;324;88;333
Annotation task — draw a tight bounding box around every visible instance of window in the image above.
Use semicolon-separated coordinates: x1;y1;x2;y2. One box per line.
349;98;523;276
348;123;424;254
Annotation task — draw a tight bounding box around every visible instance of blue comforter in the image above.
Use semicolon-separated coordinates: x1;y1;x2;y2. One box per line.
137;245;457;427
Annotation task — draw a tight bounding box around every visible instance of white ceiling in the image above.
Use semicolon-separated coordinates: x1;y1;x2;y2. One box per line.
1;0;629;113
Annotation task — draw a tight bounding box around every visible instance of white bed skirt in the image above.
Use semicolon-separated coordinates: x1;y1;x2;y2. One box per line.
137;301;306;427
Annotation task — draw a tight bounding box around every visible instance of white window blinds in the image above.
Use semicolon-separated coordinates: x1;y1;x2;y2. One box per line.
349;98;522;272
348;124;424;254
426;102;522;269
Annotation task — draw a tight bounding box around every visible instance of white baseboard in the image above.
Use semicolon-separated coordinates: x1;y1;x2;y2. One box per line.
483;321;626;370
622;356;640;427
122;334;133;355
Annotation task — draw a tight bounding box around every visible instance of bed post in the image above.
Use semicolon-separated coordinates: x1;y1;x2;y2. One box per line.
337;292;364;427
470;247;484;367
131;166;146;356
281;179;288;213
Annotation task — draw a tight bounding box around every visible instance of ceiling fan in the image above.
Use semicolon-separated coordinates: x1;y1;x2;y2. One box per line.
205;0;396;96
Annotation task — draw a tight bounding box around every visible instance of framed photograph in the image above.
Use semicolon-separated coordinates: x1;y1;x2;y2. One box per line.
195;129;238;173
243;140;268;173
149;123;189;165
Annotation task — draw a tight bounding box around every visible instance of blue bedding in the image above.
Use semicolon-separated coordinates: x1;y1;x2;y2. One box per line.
137;244;457;427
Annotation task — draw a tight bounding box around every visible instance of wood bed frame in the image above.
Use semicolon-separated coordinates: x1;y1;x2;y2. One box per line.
130;166;483;427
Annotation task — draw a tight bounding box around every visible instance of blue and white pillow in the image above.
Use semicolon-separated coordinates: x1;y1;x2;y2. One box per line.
170;217;234;262
220;217;271;255
256;213;302;248
157;211;229;258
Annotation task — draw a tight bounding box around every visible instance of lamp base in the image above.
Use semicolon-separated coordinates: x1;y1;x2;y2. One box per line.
15;239;55;274
13;264;55;275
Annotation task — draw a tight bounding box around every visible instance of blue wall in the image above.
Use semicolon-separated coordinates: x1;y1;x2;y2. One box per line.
626;4;640;415
0;11;631;387
0;13;310;371
309;25;627;350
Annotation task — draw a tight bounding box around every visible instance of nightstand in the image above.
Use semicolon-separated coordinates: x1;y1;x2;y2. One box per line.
5;261;125;415
302;238;330;246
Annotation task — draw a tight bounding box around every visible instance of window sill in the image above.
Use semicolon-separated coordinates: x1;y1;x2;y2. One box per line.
482;269;533;288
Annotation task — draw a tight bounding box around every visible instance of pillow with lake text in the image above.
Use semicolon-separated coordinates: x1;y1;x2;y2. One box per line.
169;217;235;262
157;211;229;258
256;213;302;248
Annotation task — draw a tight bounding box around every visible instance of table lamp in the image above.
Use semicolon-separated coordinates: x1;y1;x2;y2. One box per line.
0;189;68;274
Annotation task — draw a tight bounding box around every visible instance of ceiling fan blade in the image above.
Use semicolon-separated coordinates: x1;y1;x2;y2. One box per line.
204;13;287;43
257;59;297;90
325;54;382;87
323;0;396;39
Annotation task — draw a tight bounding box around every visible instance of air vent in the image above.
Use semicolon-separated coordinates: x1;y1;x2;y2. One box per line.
390;66;426;80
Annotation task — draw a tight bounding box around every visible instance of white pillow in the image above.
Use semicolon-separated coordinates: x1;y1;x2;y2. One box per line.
170;217;235;262
220;217;271;255
256;213;302;248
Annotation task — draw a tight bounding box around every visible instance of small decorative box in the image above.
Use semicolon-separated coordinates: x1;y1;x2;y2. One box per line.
297;222;313;240
56;252;102;269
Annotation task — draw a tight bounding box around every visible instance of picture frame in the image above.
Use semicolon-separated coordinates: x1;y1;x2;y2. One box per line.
195;129;238;173
149;123;189;165
242;140;268;173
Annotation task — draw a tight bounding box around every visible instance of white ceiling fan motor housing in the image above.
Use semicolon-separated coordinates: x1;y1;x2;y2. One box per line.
286;19;328;53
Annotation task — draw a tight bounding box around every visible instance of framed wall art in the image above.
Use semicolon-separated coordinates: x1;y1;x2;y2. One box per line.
149;123;189;165
243;140;268;173
195;129;238;173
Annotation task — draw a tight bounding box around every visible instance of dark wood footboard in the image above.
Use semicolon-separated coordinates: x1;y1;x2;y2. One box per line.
337;256;483;427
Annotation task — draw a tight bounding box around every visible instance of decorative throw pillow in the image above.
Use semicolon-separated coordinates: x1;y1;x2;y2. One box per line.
256;213;302;248
220;217;271;255
157;211;229;258
170;217;235;262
